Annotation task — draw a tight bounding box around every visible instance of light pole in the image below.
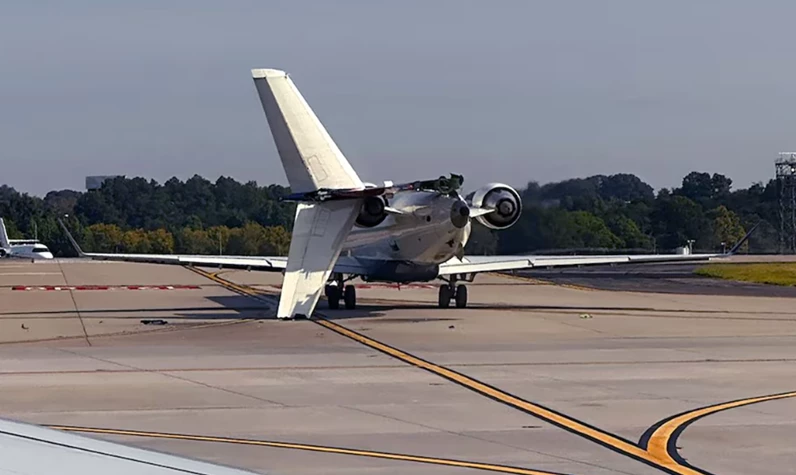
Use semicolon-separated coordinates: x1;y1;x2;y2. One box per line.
215;229;223;255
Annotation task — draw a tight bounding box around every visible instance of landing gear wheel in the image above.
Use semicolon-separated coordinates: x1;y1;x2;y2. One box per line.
344;285;357;310
326;285;341;310
455;284;468;308
438;285;451;308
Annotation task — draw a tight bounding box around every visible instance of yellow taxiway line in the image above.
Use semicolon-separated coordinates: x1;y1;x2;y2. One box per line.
187;265;796;475
185;266;275;306
641;390;796;470
312;317;690;473
49;425;567;475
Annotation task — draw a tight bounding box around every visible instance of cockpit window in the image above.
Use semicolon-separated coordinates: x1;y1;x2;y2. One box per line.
33;246;49;252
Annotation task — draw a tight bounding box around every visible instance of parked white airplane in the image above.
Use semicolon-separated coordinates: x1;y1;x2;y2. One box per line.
0;218;54;260
58;68;753;319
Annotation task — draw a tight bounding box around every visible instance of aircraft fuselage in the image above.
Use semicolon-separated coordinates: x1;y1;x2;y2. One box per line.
0;244;54;260
340;190;471;282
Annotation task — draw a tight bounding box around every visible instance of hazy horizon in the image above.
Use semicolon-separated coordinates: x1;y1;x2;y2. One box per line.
3;1;795;197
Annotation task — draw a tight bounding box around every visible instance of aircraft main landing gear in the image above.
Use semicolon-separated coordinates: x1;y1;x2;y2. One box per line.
438;276;468;308
325;273;357;310
325;284;341;309
344;285;356;309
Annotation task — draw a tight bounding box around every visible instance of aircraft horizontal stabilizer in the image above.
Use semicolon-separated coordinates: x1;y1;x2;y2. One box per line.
0;218;10;249
277;199;362;319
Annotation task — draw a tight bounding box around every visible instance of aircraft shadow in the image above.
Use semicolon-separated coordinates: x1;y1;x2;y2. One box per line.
4;293;776;325
1;295;272;321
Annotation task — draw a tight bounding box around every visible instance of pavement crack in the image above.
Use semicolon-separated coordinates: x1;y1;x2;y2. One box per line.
54;258;91;347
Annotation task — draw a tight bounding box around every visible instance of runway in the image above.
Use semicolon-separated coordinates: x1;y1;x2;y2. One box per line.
1;259;796;474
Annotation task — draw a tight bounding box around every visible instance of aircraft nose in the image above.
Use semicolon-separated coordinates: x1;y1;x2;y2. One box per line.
450;200;470;228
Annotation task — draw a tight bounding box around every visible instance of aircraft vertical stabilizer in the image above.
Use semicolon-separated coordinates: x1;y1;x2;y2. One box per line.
252;69;363;194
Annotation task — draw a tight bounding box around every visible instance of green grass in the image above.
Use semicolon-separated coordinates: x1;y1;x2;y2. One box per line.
695;263;796;286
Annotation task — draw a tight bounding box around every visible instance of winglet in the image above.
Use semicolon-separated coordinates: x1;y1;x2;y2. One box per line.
57;218;86;257
727;222;760;255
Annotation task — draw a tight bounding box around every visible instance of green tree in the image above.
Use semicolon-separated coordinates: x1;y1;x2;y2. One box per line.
651;195;711;250
709;205;746;252
604;214;652;249
121;229;152;253
84;224;124;252
146;228;175;253
544;210;623;249
176;227;216;254
206;226;231;254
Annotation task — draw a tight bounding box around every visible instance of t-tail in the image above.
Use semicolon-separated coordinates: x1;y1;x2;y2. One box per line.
252;69;365;319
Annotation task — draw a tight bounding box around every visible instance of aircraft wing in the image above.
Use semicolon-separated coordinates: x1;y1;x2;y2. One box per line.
56;218;289;270
71;252;287;271
57;218;373;276
0;418;264;475
438;252;727;276
440;223;757;276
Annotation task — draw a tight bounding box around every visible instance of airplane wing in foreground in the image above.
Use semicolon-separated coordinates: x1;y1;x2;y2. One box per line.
0;418;264;475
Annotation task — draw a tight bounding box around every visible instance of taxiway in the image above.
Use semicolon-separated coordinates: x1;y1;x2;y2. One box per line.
1;259;795;475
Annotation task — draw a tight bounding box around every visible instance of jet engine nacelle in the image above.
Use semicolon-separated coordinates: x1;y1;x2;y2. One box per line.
355;196;388;228
0;249;6;258
467;183;522;230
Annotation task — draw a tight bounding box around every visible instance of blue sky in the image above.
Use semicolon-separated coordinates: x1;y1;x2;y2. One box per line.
2;0;795;196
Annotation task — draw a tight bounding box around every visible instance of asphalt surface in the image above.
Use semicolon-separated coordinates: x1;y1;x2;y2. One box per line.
1;259;796;475
517;260;796;297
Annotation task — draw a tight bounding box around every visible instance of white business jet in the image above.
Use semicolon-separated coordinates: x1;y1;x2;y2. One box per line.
0;218;54;260
58;68;753;319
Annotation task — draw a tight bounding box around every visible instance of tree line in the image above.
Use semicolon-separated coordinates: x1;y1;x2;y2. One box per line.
467;172;765;255
0;171;778;257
